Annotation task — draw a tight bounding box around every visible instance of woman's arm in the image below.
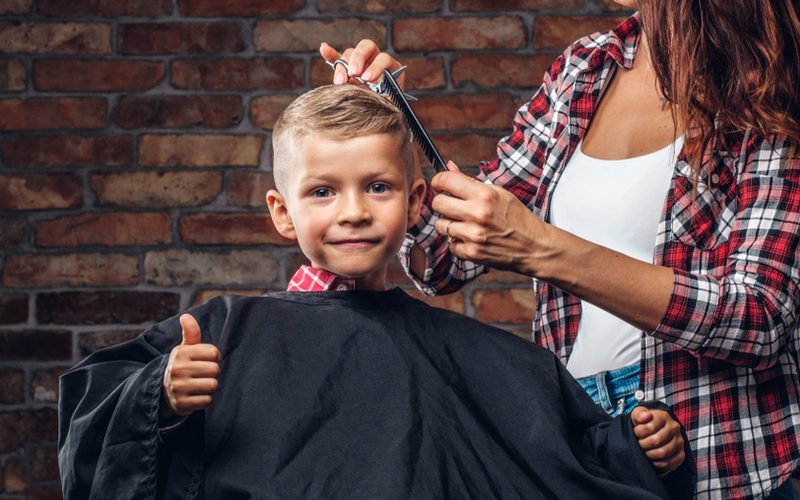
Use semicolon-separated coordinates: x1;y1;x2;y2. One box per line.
432;136;800;369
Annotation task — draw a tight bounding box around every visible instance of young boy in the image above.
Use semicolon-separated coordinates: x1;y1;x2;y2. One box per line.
59;85;694;499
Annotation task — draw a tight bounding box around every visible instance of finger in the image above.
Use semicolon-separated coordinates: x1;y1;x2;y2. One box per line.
638;422;679;450
347;39;382;78
446;160;461;173
431;186;485;223
631;406;653;426
174;360;220;379
435;218;460;240
362;51;403;85
173;395;214;415
644;436;683;461
431;169;489;203
651;448;686;474
180;313;201;345
319;42;342;63
179;343;221;362
176;377;220;396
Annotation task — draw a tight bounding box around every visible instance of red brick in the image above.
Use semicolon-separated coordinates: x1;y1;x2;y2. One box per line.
254;18;386;52
3;453;27;493
2;253;139;287
394;17;524;51
119;22;244;55
309;55;446;90
433;133;502;167
180;213;294;246
31;367;66;403
0;59;25;92
0;173;82;210
0;369;24;404
317;0;439;13
406;289;466;314
114;95;242;129
78;329;139;356
139;134;262;167
0;98;106;131
451;0;580;11
91;171;222;207
0;217;27;246
250;94;298;130
22;485;64;500
473;288;536;323
534;16;627;49
0;22;110;54
171;57;303;90
179;0;304;16
227;171;276;208
37;291;180;325
415;93;520;131
2;135;132;168
34;212;171;247
29;446;59;482
38;0;171;16
452;53;553;88
0;293;27;324
0;409;58;454
0;331;71;362
0;0;30;14
34;59;163;92
145;249;279;286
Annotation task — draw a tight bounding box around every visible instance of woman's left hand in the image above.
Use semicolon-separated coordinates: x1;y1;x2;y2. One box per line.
431;162;551;277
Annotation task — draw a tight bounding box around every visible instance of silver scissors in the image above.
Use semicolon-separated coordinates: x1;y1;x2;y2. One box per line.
326;59;417;101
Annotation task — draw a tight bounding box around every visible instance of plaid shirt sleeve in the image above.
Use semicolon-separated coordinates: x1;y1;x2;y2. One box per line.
652;136;800;369
399;53;569;295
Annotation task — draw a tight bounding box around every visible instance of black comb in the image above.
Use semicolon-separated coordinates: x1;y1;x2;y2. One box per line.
381;69;447;173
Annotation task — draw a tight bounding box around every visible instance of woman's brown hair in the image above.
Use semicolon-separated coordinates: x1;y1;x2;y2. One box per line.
640;0;800;172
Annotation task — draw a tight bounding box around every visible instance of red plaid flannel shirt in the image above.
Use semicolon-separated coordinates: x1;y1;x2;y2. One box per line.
400;14;800;499
287;265;356;292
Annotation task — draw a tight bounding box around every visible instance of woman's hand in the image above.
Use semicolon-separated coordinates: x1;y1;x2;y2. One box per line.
431;162;552;277
320;40;406;88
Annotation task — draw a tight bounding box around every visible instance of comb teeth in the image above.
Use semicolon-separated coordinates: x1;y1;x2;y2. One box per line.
381;69;447;173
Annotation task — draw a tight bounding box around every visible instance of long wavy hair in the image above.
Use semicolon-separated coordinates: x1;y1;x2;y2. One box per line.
639;0;800;172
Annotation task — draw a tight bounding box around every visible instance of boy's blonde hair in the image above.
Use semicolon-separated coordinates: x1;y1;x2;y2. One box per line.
272;84;414;192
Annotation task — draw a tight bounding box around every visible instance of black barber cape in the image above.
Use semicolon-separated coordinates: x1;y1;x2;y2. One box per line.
59;289;695;499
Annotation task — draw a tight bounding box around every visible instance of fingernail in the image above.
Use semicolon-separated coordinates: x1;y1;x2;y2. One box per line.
348;63;359;76
361;71;373;81
334;72;346;85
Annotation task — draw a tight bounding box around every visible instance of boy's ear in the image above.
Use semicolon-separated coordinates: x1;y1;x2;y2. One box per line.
406;177;427;228
266;189;297;241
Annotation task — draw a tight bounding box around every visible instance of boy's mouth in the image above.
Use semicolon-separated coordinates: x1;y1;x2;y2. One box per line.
328;238;381;250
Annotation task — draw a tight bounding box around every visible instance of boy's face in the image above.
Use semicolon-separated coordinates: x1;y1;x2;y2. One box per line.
267;132;425;291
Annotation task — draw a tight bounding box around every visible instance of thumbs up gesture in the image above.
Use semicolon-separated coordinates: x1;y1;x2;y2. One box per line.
162;314;221;416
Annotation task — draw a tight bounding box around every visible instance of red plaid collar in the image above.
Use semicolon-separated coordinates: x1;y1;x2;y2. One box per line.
287;265;357;292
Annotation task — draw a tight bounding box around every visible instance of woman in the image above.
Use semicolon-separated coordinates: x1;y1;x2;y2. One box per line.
321;0;800;498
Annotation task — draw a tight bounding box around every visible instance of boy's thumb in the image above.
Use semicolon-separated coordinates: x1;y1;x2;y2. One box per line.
179;314;201;345
631;406;653;425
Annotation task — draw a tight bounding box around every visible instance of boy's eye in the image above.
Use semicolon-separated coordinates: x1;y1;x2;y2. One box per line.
369;183;389;194
312;188;332;198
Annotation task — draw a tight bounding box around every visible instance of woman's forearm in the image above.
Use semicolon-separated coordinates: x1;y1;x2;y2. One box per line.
532;223;675;333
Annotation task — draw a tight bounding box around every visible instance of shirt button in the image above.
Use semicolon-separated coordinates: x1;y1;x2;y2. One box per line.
711;173;720;184
634;390;645;401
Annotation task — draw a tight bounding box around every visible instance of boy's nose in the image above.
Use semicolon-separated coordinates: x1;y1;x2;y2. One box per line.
337;193;371;225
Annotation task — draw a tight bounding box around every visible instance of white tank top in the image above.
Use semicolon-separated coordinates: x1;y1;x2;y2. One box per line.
550;137;683;379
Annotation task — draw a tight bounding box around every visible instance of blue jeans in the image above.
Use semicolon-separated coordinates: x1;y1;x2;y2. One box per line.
576;363;640;417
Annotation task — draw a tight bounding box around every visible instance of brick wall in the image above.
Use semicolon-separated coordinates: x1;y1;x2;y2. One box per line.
0;1;630;498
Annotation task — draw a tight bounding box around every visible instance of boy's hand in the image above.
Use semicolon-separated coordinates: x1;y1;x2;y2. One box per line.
162;314;221;416
631;406;686;476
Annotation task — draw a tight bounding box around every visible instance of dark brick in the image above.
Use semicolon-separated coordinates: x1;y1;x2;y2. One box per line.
2;135;132;168
3;453;27;493
0;369;24;404
179;0;304;16
113;95;242;129
119;22;244;54
226;171;276;208
0;98;107;131
0;217;27;246
34;59;164;92
0;59;25;92
31;367;67;403
0;409;58;454
0;293;28;324
0;330;71;361
0;173;82;210
78;329;140;357
29;446;59;482
37;291;180;325
38;0;172;16
171;57;303;91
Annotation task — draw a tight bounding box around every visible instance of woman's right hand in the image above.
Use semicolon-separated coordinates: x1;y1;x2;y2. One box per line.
320;40;407;89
